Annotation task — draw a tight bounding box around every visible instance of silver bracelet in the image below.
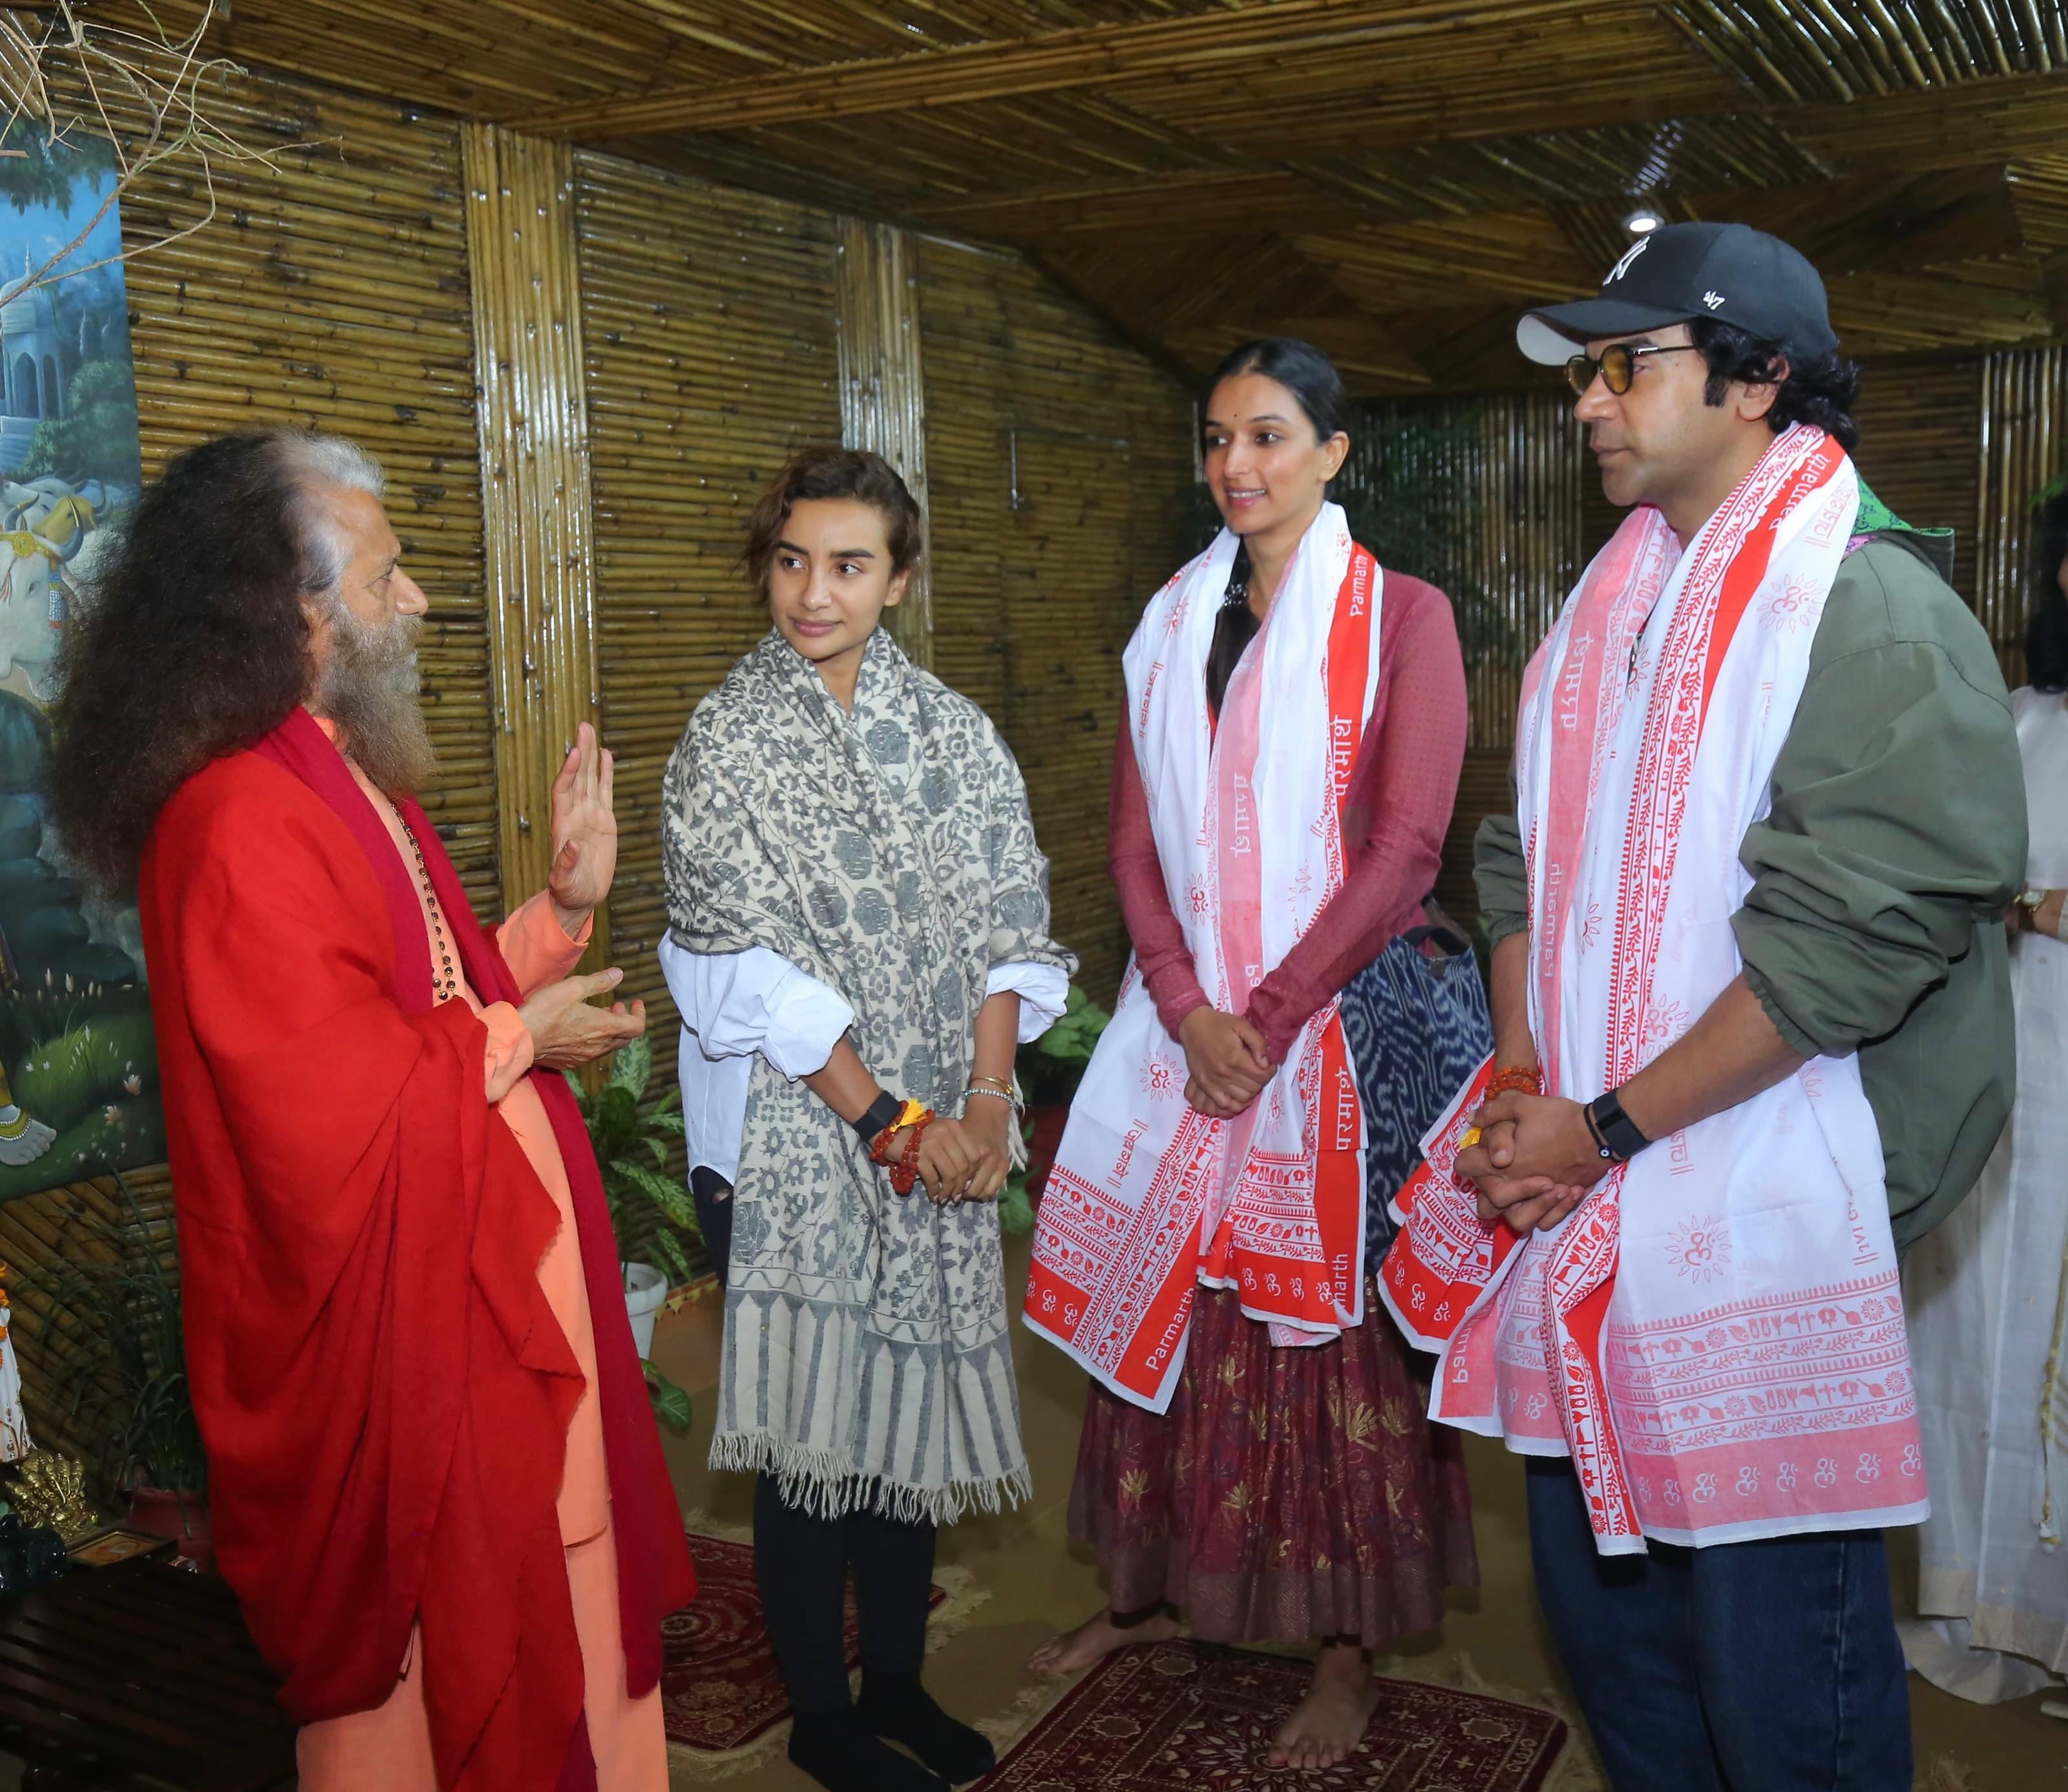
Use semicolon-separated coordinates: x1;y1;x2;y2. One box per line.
963;1085;1015;1108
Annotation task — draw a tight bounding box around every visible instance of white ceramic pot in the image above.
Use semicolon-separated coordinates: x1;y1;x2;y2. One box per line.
623;1261;667;1360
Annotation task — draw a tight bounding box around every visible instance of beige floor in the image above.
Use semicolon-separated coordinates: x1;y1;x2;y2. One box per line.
649;1234;2068;1791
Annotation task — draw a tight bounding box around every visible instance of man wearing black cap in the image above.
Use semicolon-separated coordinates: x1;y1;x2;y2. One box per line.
1384;222;2027;1789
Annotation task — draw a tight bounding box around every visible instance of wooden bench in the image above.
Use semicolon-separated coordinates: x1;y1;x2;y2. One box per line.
0;1557;294;1790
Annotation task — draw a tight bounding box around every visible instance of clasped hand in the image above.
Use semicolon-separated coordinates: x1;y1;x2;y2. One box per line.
1452;1090;1608;1235
1179;1007;1274;1117
888;1100;1015;1206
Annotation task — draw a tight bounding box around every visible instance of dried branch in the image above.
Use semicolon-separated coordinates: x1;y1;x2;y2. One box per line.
0;2;308;300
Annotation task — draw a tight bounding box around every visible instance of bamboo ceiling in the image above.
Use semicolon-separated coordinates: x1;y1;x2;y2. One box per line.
203;0;2068;397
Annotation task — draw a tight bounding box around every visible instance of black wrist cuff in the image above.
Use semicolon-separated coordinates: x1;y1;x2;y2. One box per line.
854;1090;903;1142
1586;1088;1651;1162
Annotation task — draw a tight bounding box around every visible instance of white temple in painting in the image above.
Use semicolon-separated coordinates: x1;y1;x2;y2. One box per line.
0;251;65;474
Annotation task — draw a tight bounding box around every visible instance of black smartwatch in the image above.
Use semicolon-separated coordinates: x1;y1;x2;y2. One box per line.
1584;1088;1651;1162
853;1089;903;1143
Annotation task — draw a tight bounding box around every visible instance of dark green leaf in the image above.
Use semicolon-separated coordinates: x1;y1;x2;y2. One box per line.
997;1179;1035;1235
615;1161;699;1230
651;1228;695;1286
642;1361;693;1433
607;1035;652;1098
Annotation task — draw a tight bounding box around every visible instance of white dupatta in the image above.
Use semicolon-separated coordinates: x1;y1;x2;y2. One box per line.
1385;427;1928;1552
1026;503;1382;1412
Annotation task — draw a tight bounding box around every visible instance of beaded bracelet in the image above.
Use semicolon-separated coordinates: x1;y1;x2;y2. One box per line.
1486;1064;1544;1099
889;1114;933;1195
867;1100;935;1196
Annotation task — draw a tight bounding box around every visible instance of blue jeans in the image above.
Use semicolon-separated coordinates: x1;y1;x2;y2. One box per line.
1526;1458;1911;1792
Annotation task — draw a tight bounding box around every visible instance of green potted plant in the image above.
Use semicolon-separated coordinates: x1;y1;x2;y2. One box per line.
565;1036;699;1433
18;1174;209;1565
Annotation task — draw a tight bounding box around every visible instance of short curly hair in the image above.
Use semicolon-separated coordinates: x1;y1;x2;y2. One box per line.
1688;317;1862;452
739;447;922;597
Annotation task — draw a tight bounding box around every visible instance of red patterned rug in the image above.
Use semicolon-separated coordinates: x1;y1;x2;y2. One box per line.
976;1641;1567;1791
660;1532;951;1758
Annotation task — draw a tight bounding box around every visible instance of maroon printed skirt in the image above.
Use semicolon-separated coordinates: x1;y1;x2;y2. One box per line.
1067;1274;1478;1649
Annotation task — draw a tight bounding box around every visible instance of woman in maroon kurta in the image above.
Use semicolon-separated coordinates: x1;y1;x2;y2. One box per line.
1031;340;1481;1771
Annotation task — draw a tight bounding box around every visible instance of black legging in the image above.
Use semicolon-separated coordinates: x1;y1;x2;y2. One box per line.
753;1476;938;1714
691;1166;733;1287
704;1172;935;1714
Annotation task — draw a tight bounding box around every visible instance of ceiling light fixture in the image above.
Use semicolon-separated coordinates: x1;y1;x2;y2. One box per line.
1623;206;1663;236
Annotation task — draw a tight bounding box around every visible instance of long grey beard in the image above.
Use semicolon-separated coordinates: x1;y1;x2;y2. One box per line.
316;607;435;797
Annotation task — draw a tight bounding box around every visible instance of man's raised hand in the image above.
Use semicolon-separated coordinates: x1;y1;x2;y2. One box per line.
547;722;618;931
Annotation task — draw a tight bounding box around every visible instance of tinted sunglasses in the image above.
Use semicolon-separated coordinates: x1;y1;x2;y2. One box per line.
1565;341;1696;397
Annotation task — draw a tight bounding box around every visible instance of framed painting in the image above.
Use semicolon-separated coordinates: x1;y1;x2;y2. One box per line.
0;128;152;1199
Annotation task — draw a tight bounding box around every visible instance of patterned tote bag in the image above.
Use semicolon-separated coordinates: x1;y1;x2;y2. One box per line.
1337;906;1494;1268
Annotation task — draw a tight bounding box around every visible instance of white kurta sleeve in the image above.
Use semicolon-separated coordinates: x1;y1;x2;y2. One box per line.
659;934;853;1073
985;961;1070;1043
657;933;854;1181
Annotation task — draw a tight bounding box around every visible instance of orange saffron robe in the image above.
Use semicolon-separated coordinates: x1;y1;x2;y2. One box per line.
294;741;665;1792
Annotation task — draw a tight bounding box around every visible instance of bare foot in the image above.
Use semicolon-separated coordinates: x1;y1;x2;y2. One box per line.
1027;1605;1180;1676
1267;1642;1378;1771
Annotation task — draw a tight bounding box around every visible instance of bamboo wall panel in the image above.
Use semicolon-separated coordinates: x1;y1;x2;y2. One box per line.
1340;392;1586;751
573;151;843;1080
1473;394;1586;748
1852;357;1983;600
1978;346;2068;689
1437;751;1517;927
836;218;934;666
463;127;607;943
0;1170;177;1472
1336;392;1581;910
120;77;498;909
1579;452;1623;571
916;237;1195;1002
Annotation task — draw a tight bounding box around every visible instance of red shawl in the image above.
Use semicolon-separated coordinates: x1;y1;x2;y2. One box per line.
139;708;693;1789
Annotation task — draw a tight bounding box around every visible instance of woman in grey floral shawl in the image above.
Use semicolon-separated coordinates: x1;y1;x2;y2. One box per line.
661;448;1075;1792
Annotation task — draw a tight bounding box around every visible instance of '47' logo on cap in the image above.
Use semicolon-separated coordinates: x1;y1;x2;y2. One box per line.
1702;291;1725;308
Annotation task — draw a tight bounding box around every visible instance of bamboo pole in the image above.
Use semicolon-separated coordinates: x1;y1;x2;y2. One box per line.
1976;344;2068;689
463;124;609;960
835;217;934;667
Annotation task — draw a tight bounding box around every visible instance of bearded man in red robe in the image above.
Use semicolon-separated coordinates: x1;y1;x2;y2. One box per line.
47;429;695;1791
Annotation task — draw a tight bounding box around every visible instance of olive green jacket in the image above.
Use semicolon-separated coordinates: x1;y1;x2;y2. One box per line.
1475;522;2027;1248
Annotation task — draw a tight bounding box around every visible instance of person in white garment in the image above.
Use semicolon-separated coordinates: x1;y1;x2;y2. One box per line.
1905;482;2068;1703
657;447;1074;1792
654;940;1064;1288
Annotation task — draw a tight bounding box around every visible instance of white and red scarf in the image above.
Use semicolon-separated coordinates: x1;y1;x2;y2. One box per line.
1026;503;1382;1412
1382;426;1928;1552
